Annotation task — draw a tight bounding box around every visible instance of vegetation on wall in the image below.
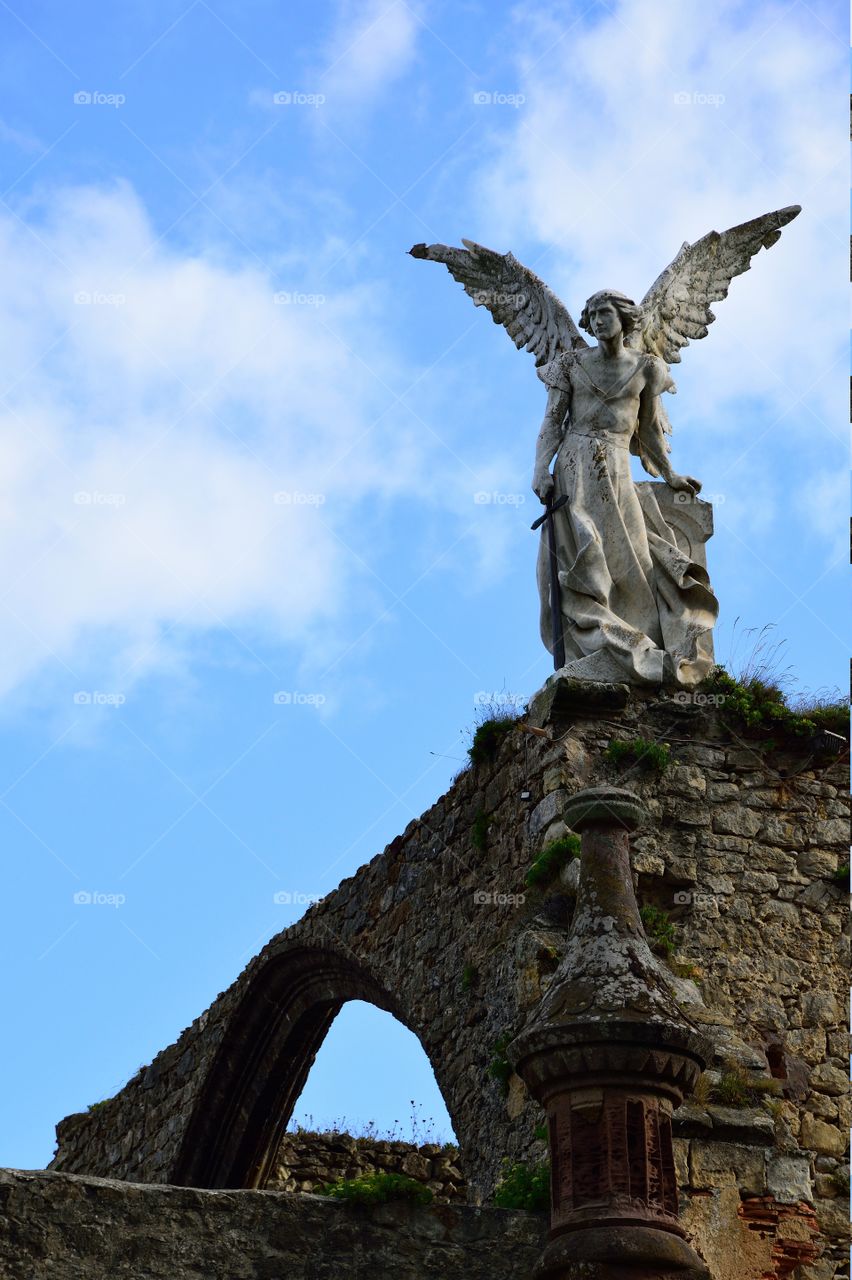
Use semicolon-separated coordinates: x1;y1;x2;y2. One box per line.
318;1171;434;1206
525;834;581;888
471;810;490;851
639;903;677;957
606;737;671;773
487;1033;515;1096
492;1158;550;1211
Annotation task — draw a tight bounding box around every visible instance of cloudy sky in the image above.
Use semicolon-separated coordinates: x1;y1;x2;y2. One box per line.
0;0;846;1166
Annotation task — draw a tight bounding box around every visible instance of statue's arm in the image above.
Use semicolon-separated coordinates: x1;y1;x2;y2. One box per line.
532;386;569;501
636;377;701;495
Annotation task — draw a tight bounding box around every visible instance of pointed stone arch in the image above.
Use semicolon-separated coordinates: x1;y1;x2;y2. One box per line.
171;944;430;1189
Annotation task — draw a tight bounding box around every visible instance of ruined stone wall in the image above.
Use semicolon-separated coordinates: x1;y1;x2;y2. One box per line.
49;686;849;1274
0;1169;544;1280
265;1132;466;1202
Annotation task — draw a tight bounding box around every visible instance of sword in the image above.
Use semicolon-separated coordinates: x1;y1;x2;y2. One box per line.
531;492;569;671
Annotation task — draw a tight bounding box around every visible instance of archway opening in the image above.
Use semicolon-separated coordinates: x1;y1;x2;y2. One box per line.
287;998;456;1143
267;999;460;1197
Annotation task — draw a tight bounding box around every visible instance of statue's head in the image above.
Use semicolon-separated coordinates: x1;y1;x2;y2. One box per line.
579;290;643;340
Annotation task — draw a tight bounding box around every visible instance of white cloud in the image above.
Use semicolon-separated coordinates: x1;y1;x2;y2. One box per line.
318;0;421;108
467;0;845;432
0;178;526;702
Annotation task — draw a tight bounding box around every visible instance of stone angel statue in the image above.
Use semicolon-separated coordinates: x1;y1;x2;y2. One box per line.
410;206;800;687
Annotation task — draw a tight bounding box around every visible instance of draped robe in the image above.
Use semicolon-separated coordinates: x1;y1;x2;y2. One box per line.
536;350;718;686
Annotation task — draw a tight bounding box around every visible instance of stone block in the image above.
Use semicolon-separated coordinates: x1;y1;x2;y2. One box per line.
800;1115;848;1157
809;1062;850;1097
529;790;568;838
766;1153;813;1204
712;807;762;838
689;1140;766;1194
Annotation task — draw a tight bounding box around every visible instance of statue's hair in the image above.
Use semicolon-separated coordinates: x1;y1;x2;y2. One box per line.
579;290;643;337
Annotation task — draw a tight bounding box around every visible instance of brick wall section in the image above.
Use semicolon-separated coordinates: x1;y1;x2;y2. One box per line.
48;688;849;1269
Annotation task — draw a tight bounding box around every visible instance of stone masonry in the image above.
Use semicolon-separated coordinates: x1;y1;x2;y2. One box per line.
46;684;849;1277
0;1169;545;1280
266;1132;466;1202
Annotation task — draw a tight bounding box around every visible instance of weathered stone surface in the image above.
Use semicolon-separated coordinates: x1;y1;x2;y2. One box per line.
766;1153;813;1204
800;1115;848;1157
266;1133;466;1202
0;1169;546;1280
809;1061;850;1097
46;687;847;1271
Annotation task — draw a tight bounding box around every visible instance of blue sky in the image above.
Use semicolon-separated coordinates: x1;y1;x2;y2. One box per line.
0;0;846;1169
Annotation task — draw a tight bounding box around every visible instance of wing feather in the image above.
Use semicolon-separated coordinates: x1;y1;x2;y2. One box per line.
409;238;587;365
633;205;801;363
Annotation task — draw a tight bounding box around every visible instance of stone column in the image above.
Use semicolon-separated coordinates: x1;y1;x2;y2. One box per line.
509;786;711;1280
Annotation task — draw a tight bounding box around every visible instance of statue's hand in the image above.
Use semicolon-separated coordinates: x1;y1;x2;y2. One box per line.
666;472;702;496
533;471;554;502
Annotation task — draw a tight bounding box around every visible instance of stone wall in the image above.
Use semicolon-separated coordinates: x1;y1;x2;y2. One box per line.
49;684;849;1273
266;1132;466;1201
0;1169;545;1280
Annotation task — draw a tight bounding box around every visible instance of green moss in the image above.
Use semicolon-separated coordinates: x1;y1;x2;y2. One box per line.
606;737;670;773
493;1158;550;1211
832;862;849;887
471;810;490;851
829;1169;850;1195
711;1067;782;1107
701;666;849;740
487;1033;514;1096
461;963;478;991
525;834;581;889
639;904;677;957
533;1123;548;1143
86;1100;108;1113
468;716;518;766
318;1171;433;1206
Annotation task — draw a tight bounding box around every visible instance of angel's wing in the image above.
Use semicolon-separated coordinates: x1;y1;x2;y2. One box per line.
409;238;587;366
632;205;801;363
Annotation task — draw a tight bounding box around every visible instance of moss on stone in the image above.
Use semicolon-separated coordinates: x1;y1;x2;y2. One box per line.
606;737;670;773
525;835;580;888
492;1158;550;1211
317;1171;434;1206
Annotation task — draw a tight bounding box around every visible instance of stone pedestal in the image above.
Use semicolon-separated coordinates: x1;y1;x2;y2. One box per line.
509;787;712;1279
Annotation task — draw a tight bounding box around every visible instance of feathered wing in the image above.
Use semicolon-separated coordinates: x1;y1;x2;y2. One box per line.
632;205;801;364
409;238;587;366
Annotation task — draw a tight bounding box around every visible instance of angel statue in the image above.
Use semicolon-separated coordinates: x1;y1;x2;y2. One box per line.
410;205;800;688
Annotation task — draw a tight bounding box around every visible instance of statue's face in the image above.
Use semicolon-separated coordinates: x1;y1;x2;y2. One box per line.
587;300;622;340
